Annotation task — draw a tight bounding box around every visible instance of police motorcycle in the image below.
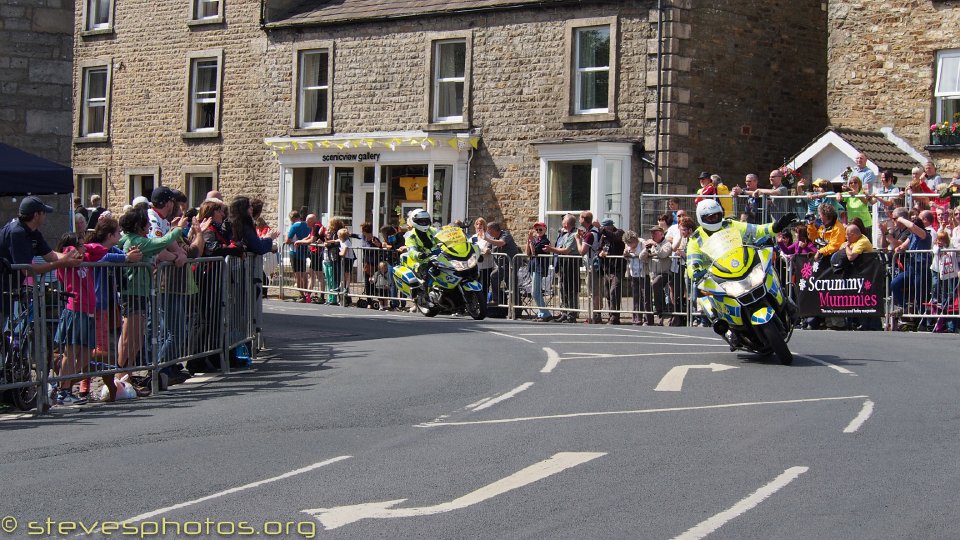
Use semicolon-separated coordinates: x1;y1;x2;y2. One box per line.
393;225;487;320
694;226;798;365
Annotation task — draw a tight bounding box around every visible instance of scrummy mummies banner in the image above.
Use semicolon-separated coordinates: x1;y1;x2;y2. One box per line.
791;253;887;317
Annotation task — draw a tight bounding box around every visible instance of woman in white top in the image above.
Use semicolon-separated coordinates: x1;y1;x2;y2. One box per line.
470;217;495;304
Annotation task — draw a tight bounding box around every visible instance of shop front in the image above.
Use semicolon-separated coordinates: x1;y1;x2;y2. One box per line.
265;131;478;233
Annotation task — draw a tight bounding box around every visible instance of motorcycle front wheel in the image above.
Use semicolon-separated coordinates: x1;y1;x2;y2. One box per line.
465;290;486;320
415;290;439;318
758;320;793;365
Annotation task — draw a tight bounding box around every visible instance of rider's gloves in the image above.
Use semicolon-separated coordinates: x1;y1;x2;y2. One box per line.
692;268;707;281
772;213;799;233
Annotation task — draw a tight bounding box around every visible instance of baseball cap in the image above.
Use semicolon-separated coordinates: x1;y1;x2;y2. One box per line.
649;225;664;233
533;221;547;229
19;196;54;215
698;171;711;180
601;219;615;227
150;186;176;207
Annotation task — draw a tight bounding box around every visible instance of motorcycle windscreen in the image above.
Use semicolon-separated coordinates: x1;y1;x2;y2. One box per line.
436;225;472;257
701;227;743;260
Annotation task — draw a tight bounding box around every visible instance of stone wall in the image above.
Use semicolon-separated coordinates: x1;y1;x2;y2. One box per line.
72;0;827;231
0;0;74;166
658;0;828;192
827;0;960;173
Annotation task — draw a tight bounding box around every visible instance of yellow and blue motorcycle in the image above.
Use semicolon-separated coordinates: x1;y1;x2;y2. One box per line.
393;226;486;320
695;228;797;365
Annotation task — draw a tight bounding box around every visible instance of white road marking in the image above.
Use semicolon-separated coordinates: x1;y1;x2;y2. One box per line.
416;395;869;428
519;332;648;337
551;341;729;347
121;456;351;525
486;330;535;343
541;347;561;373
654;363;739;392
796;354;856;376
560;351;736;361
302;452;605;530
614;328;725;341
671;466;809;540
466;396;492;409
843;399;875;433
471;383;534;411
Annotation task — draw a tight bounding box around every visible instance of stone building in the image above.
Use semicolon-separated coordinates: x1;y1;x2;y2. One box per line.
72;0;826;233
827;0;960;175
0;0;74;166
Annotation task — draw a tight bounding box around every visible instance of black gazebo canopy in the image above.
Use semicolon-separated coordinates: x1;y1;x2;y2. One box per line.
0;143;72;195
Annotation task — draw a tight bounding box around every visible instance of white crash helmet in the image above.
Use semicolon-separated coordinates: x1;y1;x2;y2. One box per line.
696;199;725;232
407;209;432;232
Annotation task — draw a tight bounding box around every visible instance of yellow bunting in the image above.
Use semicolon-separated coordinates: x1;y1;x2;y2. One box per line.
306;142;315;151
469;137;480;149
447;138;459;150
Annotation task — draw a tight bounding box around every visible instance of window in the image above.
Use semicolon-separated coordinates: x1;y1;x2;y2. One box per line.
193;0;220;20
85;0;112;32
129;174;155;202
76;174;105;209
187;174;214;207
565;18;617;121
80;66;109;137
184;51;223;136
545;161;592;232
575;26;610;114
536;142;633;233
432;39;466;123
935;49;960;125
298;50;330;128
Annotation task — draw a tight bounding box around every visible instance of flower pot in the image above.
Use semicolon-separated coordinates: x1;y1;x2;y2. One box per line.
932;134;944;145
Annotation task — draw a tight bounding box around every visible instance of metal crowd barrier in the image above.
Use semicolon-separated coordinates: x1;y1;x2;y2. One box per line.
1;253;264;415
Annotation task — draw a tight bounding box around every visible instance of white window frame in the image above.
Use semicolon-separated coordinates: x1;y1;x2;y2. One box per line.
76;59;112;142
193;0;221;20
432;39;466;123
184;50;223;137
184;167;218;208
75;172;106;210
935;49;960;124
84;0;113;32
535;142;633;231
298;49;330;129
80;66;108;137
126;167;160;203
564;17;617;123
574;25;611;115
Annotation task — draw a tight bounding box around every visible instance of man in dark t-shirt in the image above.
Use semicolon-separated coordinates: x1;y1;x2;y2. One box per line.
0;196;81;313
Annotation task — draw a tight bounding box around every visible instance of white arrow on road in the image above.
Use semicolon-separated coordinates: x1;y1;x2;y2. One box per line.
302;452;605;530
654;363;738;392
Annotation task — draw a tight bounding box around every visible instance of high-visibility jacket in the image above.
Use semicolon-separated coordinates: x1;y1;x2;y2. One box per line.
685;219;776;279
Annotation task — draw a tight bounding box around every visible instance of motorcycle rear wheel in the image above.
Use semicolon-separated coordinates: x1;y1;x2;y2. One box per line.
758;320;792;365
465;291;486;320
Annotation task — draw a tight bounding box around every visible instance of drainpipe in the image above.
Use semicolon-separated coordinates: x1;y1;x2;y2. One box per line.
653;0;663;194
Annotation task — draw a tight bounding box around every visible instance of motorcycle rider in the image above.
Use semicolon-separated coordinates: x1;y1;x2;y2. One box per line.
685;199;797;282
403;209;440;278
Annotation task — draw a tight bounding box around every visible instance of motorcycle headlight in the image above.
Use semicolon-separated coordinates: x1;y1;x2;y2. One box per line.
450;254;478;272
719;263;766;298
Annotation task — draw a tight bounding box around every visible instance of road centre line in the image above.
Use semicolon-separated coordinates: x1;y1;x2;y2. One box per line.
613;328;725;341
471;383;534;411
519;331;723;342
670;466;809;540
468;329;535;343
843;399;875;433
541;347;561;373
795;354;856;376
416;395;869;428
119;456;351;525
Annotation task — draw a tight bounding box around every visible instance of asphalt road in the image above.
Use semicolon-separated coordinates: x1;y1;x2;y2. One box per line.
1;299;958;539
